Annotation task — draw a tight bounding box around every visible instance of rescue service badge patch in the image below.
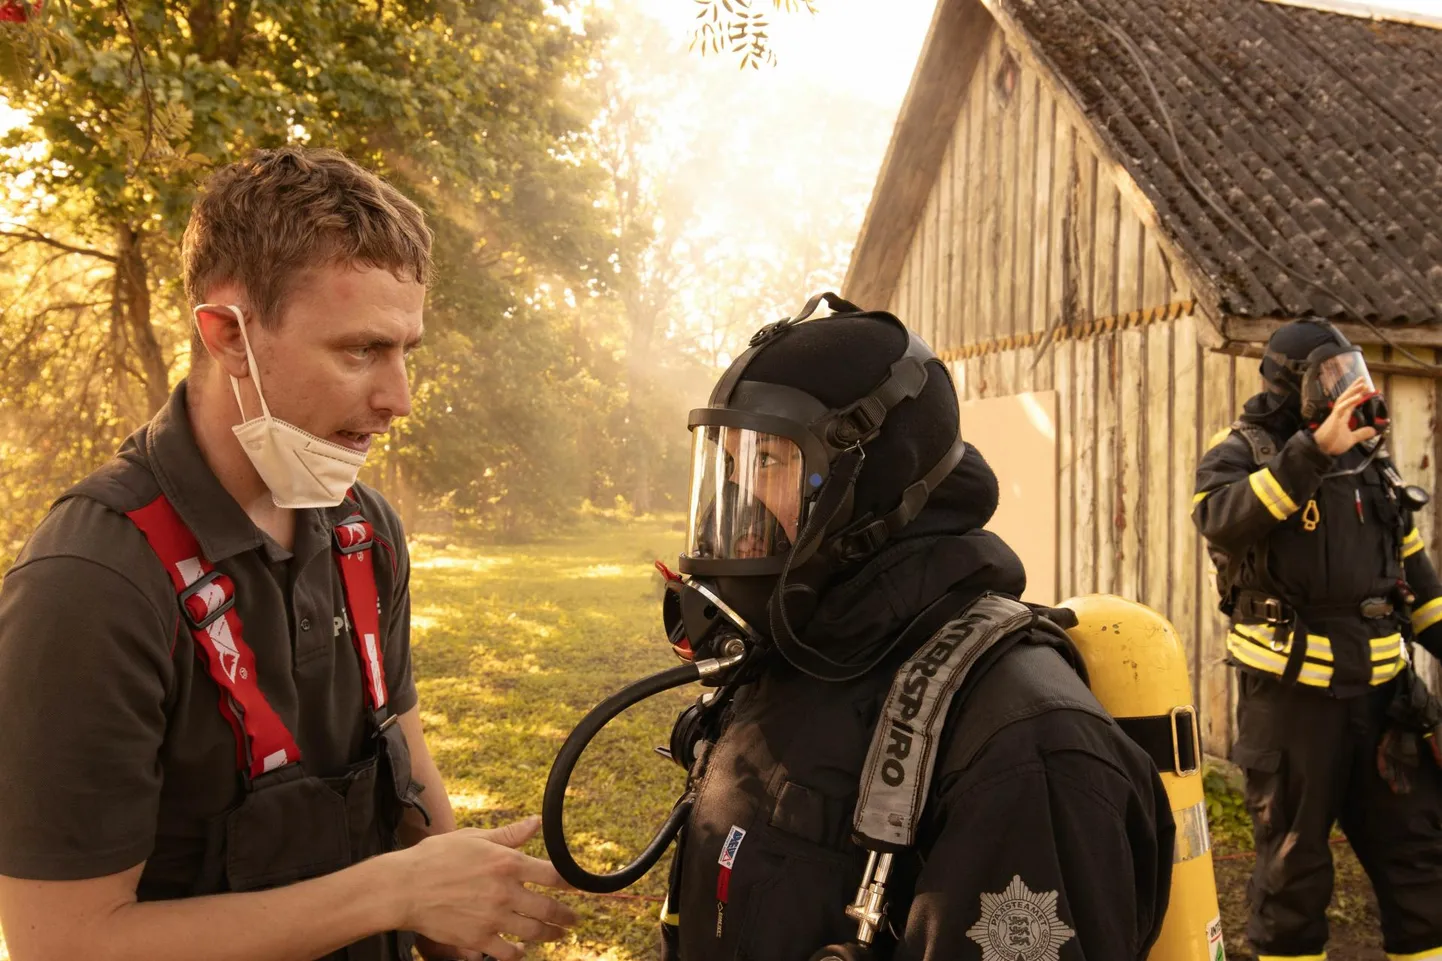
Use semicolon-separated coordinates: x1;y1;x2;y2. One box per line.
965;875;1076;961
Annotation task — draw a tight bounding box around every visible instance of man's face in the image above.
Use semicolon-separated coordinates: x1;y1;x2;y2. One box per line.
228;264;425;456
721;429;804;559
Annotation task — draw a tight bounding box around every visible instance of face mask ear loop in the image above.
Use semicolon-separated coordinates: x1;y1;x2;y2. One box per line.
204;303;273;425
234;305;274;422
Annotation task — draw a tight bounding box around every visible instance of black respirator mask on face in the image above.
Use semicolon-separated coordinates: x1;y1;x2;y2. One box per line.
667;293;967;681
1264;320;1390;432
1262;319;1392;478
541;292;965;895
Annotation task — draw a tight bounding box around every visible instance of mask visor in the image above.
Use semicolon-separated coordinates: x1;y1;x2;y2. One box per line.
1315;349;1377;405
685;426;805;562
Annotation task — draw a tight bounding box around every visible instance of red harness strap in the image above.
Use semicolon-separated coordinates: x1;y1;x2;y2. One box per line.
126;495;391;777
334;515;387;712
127;496;300;777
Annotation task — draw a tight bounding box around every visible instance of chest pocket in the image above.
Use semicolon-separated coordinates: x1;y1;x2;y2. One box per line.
1358;471;1404;579
734;780;867;961
1266;471;1399;602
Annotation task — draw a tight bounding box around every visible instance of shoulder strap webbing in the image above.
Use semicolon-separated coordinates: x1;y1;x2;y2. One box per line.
334;511;390;714
852;593;1040;849
126;495;301;778
125;493;393;779
1231;419;1277;464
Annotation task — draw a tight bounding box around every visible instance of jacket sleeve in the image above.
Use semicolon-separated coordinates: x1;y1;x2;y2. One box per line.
1192;428;1334;555
1402;519;1442;662
892;724;1171;961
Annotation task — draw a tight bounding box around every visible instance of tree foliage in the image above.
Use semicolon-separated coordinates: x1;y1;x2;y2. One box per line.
0;0;622;559
689;0;817;69
0;0;883;567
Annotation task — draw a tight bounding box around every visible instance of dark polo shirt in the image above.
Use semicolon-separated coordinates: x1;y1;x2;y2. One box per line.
0;380;417;891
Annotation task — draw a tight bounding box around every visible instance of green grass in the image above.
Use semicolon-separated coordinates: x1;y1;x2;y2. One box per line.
407;517;693;960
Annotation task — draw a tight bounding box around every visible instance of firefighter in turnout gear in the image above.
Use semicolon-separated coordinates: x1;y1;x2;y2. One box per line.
655;295;1175;961
1193;316;1442;961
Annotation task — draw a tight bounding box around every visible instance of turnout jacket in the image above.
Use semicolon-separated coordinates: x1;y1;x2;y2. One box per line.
671;449;1174;961
1192;406;1442;697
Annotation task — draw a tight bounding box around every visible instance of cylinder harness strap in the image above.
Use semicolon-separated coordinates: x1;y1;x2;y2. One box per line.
852;593;1041;849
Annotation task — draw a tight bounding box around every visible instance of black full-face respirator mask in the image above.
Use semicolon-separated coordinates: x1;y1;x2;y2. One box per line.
1259;318;1426;507
541;293;966;893
1263;320;1387;432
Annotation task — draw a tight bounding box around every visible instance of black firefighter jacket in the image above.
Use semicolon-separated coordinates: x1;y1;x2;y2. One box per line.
671;448;1175;961
1191;402;1442;696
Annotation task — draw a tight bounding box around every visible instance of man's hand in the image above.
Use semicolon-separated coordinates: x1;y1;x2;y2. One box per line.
1312;380;1378;456
390;816;577;961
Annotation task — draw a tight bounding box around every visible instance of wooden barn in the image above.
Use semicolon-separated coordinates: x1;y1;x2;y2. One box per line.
842;0;1442;755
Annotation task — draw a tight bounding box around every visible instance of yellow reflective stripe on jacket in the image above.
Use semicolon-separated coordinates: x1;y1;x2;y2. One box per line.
1373;657;1404;684
1403;527;1426;559
1192;490;1211;507
1232;624;1334;660
1248;468;1300;520
1228;626;1404;688
1370;634;1403;661
1226;630;1333;687
1414;597;1442;633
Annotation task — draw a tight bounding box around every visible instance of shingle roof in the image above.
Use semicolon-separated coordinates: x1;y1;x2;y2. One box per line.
1006;0;1442;323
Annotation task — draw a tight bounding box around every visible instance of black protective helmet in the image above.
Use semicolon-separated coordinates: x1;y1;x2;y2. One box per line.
673;292;966;678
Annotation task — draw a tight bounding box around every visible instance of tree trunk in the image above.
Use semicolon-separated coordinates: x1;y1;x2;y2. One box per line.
116;223;169;415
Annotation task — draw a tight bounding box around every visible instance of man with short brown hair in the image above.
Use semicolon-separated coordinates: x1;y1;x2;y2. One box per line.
0;146;575;961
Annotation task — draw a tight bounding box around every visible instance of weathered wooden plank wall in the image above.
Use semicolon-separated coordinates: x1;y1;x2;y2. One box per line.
882;23;1442;753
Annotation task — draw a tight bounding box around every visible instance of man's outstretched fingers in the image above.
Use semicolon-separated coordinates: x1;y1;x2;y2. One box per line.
481;817;543;849
516;854;567;889
513;887;578;929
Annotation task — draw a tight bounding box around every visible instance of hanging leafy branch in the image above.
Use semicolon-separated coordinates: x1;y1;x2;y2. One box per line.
689;0;817;69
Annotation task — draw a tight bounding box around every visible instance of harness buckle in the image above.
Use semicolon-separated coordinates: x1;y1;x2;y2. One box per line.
333;515;374;555
374;712;399;737
178;569;236;632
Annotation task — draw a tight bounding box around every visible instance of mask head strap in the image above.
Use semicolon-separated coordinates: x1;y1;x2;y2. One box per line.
707;292;864;408
813;332;934;451
829;434;968;565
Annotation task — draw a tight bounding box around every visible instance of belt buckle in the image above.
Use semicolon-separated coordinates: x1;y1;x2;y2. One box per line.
1262;597;1288;625
1360;597;1391;619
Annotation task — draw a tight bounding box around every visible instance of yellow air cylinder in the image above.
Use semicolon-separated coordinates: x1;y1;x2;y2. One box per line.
1058;593;1225;961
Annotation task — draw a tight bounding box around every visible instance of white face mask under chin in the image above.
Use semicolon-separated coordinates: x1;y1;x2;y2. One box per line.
196;302;368;509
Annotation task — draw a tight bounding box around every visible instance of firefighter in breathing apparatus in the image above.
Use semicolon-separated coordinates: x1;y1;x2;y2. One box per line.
1193;316;1442;961
543;294;1184;960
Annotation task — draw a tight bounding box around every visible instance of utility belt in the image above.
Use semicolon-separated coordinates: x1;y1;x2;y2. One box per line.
1227;590;1404;689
